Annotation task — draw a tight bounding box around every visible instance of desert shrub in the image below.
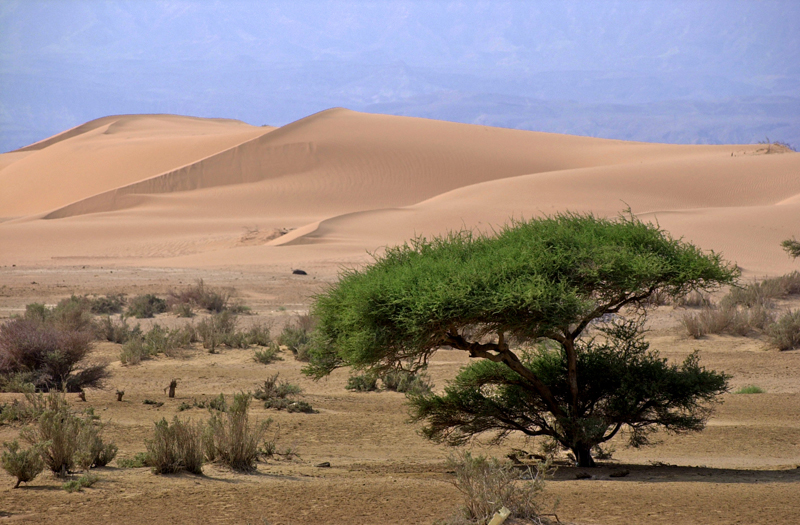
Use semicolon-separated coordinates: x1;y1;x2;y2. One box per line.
0;371;37;394
126;294;167;319
51;296;95;332
245;323;272;347
253;344;281;364
145;417;204;475
345;373;379;392
278;315;315;361
783;238;800;259
673;290;712;308
167;279;233;314
20;393;80;476
767;309;800;350
680;304;774;338
119;337;148;365
75;420;118;471
173;303;194;318
116;452;148;468
1;440;44;488
382;370;434;395
0;392;51;424
88;294;127;315
735;385;765;394
0;318;106;392
24;303;49;324
204;393;269;472
62;472;98;492
94;315;140;344
119;323;195;364
444;451;548;525
208;394;227;412
197;311;238;351
252;374;311;412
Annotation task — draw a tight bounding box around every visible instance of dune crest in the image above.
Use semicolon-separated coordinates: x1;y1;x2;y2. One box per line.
0;109;797;275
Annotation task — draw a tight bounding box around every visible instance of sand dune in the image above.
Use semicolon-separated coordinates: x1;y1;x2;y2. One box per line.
0;109;797;275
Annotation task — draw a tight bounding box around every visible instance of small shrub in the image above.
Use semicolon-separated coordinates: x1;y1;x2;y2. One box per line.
204;393;269;472
345;373;378;392
1;440;44;488
62;472;98;492
382;370;434;395
208;394;227;412
0;371;37;394
119;323;195;364
278;315;315;361
782;239;800;259
51;296;94;332
445;451;548;524
173;303;194;318
119;337;148;365
245;323;272;347
117;452;148;468
735;385;765;394
74;417;118;470
94;315;140;344
0;317;106;392
285;400;315;413
145;417;204;475
254;344;281;364
673;290;712;308
167;279;233;314
20;393;80;476
253;374;302;401
89;294;127;315
127;294;167;319
767;309;800;350
197;311;238;352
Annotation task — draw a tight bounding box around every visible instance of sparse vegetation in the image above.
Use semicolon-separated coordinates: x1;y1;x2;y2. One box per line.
145;417;205;475
94;315;141;344
782;238;800;259
381;369;434;395
126;294;168;319
444;451;550;525
253;374;312;412
88;294;127;315
204;393;269;472
0;316;107;392
735;385;765;394
278;315;315;361
62;472;98;492
2;440;44;488
116;452;148;468
767;309;800;350
345;373;379;392
119;323;196;364
253;344;281;364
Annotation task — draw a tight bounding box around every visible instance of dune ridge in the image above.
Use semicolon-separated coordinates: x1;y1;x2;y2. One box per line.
0;109;798;275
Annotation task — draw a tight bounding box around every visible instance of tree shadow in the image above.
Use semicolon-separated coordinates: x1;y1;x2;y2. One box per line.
550;462;800;484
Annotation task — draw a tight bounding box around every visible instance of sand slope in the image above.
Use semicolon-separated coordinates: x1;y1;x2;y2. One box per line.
0;109;798;275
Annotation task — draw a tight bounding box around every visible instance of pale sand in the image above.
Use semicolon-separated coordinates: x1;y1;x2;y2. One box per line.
1;108;797;276
1;111;799;524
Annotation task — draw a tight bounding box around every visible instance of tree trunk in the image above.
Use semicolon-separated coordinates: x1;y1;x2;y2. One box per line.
573;444;596;468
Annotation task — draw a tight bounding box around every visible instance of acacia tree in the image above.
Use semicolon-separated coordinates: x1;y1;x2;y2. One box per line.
305;213;737;467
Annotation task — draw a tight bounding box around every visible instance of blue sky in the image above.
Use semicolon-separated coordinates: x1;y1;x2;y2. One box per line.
1;1;798;152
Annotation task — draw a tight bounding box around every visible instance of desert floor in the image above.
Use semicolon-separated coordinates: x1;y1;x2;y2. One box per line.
1;267;798;525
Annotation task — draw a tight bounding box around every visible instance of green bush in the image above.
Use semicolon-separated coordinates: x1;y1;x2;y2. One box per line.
735;385;765;394
204;393;269;472
116;452;149;468
253;344;281;364
51;296;95;332
62;472;98;492
197;311;238;351
252;374;311;412
19;393;105;477
126;294;167;319
1;440;44;488
88;294;127;315
119;323;196;364
382;370;434;395
145;417;204;475
278;315;315;361
767;309;800;350
345;373;379;392
94;315;141;343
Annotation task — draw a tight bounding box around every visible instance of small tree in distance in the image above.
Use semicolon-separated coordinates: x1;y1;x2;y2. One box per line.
305;212;737;467
782;238;800;259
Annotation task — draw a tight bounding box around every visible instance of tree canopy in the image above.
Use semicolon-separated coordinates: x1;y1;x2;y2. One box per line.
305;212;738;466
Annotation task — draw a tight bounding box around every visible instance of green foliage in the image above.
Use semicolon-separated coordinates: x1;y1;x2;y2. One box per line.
307;213;737;467
278;315;315;361
2;440;44;488
253;344;281;364
116;452;148;468
88;294;127;315
145;417;204;475
94;315;141;344
444;450;548;524
62;472;98;492
51;296;95;332
735;385;765;394
197;311;238;351
345;373;379;392
20;392;116;477
126;294;168;319
253;374;312;412
203;393;269;472
767;309;800;350
382;370;434;395
119;323;195;364
782;238;800;259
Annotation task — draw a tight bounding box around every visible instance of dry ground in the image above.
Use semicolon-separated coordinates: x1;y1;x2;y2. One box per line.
1;266;799;524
